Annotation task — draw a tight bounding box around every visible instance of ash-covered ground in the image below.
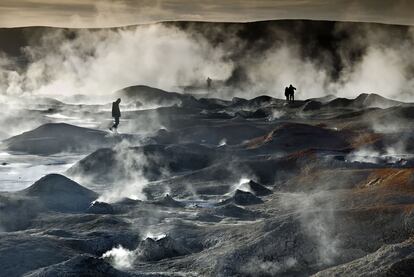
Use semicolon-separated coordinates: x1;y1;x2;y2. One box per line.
2;84;414;276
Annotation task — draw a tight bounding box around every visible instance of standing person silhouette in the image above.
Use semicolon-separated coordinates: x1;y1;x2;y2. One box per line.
288;84;296;102
207;77;212;90
109;98;121;132
284;86;289;101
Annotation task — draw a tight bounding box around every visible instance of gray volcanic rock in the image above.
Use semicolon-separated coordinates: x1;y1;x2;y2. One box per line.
212;204;263;220
152;194;185;208
175;124;268;145
64;231;140;256
303;100;323;111
0;194;42;231
233;189;264;205
137;236;190;261
325;97;357;108
246;123;351;153
312;239;414;277
18;174;98;212
197;97;232;109
241;180;272;196
66;143;217;183
24;254;132;277
231;95;279;110
0;233;77;277
309;94;336;103
234;108;270;119
87;201;114;214
219;189;264;206
3;123;123;155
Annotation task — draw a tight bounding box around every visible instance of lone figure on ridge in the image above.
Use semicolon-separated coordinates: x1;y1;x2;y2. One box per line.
207;77;212;90
109;98;121;132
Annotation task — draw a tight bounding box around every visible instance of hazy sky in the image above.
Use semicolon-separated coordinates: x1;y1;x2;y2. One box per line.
0;0;413;27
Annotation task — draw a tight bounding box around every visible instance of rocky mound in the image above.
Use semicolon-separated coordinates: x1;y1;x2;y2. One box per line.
241;180;272;196
309;94;336;103
325;97;355;108
353;93;403;109
246;123;351;153
302;100;323;111
3;123;116;155
87;201;114;214
219;189;264;206
230;95;281;109
152;194;185;208
325;93;403;110
197;97;232;109
137;236;190;261
67;144;217;183
212;203;262;220
19;174;98;212
239;108;270;119
115;85;197;107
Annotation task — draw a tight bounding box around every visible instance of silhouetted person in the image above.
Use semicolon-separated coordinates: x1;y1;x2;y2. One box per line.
110;98;121;131
284;86;289;101
207;77;212;90
288;84;296;102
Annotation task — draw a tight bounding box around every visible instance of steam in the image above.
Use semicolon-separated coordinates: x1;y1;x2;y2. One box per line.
281;192;340;265
1;22;414;103
102;245;135;270
218;138;227;147
249;45;330;99
227;177;252;194
347;141;409;165
144;231;167;240
269;109;286;121
97;140;149;203
241;256;297;276
0;24;233;100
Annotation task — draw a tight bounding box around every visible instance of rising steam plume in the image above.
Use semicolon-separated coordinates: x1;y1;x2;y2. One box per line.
0;20;413;102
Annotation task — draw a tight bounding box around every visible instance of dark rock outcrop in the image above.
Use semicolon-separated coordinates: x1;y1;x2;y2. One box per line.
242;180;272;196
219;189;264;206
4;123;118;155
152;194;185;208
18;174;98;212
87;201;114;214
137;236;190;261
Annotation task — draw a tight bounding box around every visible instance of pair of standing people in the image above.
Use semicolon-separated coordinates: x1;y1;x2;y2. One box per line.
284;84;296;102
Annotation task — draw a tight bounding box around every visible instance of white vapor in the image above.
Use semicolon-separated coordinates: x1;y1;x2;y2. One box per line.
102;245;135;270
97;140;148;203
0;23;414;104
0;24;233;100
281;192;340;266
241;256;298;276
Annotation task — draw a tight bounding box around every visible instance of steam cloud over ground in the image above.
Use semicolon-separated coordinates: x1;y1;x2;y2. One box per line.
1;20;414;102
